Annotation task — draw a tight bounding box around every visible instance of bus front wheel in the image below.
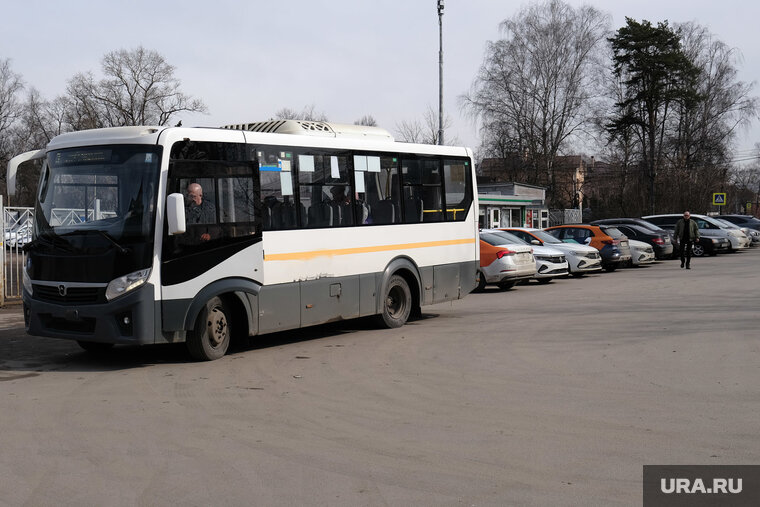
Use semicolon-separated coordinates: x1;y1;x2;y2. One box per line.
187;296;231;361
377;275;412;329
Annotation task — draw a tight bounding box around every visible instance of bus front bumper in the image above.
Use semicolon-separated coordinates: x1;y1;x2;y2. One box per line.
23;283;157;345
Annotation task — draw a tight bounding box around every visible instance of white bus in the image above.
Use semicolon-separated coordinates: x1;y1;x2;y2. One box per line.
7;121;479;360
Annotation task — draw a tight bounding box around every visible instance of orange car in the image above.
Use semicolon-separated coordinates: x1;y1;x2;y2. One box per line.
544;224;632;271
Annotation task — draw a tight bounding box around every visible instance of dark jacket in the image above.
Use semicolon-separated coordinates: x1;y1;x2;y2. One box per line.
674;218;700;241
186;199;216;224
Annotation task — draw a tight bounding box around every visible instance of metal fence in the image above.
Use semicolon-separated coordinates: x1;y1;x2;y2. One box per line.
548;208;582;227
2;200;34;303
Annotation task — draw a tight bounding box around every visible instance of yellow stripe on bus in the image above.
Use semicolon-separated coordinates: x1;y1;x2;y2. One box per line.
264;238;476;261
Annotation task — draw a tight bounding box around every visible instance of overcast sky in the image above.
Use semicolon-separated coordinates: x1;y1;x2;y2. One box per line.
2;0;759;161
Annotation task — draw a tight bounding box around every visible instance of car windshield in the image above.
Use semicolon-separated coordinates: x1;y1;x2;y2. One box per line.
480;230;528;246
602;226;625;239
725;216;760;227
36;145;162;246
714;218;738;229
531;230;563;244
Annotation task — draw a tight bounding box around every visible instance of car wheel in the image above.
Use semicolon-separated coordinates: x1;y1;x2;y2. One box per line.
77;341;115;353
474;271;487;292
605;265;617;272
497;281;516;290
376;274;412;328
692;243;705;257
187;296;231;361
536;278;552;284
570;272;585;278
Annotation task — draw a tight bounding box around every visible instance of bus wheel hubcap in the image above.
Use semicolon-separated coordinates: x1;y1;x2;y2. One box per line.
387;286;404;317
207;309;228;346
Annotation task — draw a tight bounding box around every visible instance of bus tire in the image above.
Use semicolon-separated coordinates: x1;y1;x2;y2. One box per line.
377;274;412;328
474;271;487;292
187;296;231;361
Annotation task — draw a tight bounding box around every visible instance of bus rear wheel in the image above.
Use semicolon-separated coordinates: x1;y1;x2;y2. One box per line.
474;271;487;292
377;275;412;328
187;296;231;361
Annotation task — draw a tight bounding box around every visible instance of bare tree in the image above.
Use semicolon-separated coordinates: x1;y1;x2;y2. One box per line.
0;58;24;196
395;106;458;145
0;59;24;157
462;0;610;204
273;104;328;122
64;47;206;128
354;115;377;127
663;22;759;212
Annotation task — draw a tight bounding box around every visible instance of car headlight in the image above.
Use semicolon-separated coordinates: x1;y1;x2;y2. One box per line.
106;268;151;301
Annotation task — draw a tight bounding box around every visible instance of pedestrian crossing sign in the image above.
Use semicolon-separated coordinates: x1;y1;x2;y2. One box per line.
712;193;726;205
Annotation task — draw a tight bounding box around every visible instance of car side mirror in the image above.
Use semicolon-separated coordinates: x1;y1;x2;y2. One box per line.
584;237;592;245
531;239;541;245
166;193;186;235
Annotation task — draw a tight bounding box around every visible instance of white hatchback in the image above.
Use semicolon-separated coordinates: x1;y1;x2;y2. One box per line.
478;230;536;290
628;239;656;266
531;244;569;283
503;227;602;276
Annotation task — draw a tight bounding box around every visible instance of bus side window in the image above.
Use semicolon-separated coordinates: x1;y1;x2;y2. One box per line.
444;158;472;221
258;149;298;230
217;176;255;225
352;154;400;225
298;152;353;228
401;158;442;223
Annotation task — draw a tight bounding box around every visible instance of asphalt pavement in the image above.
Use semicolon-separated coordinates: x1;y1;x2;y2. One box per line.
0;249;758;506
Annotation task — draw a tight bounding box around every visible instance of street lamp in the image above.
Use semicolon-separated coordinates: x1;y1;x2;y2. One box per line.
437;0;444;146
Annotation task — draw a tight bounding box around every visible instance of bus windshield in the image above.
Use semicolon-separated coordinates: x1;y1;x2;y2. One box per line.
36;145;161;246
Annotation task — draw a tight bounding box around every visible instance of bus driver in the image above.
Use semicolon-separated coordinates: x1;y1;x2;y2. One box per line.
185;182;215;241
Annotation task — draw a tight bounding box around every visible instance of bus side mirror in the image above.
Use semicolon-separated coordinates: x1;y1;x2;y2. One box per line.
166;193;186;235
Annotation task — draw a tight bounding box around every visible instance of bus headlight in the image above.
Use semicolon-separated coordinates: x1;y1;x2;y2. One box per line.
106;269;151;301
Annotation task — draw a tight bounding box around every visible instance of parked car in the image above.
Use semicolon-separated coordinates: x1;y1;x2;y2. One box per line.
628;239;656;266
643;214;743;253
477;230;537;290
504;227;602;276
712;218;753;249
590;219;673;259
717;215;760;246
643;214;730;256
544;224;631;272
494;229;568;283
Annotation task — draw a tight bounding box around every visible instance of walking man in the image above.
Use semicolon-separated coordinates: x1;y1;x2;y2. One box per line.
674;211;700;269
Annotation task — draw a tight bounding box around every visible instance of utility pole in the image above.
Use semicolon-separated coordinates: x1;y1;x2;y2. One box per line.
437;0;444;146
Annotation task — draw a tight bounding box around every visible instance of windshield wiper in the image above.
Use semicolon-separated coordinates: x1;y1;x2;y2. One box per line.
58;229;131;254
93;230;131;255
